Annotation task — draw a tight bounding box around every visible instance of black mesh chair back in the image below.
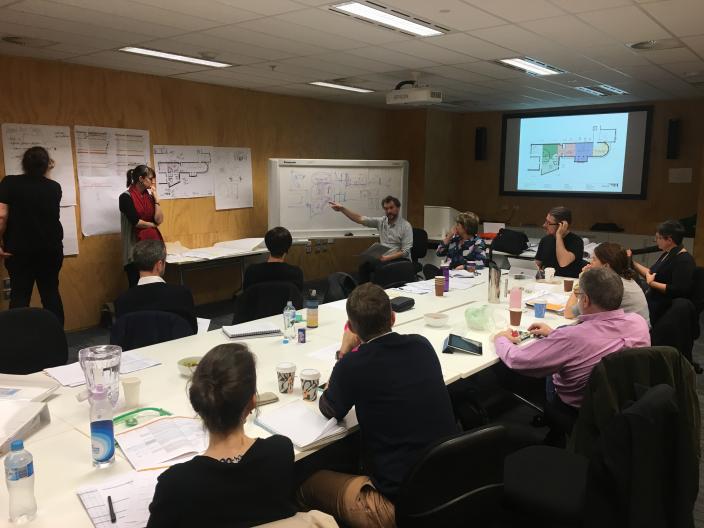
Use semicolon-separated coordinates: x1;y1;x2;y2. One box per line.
323;272;357;303
411;228;428;263
423;263;440;280
651;298;698;363
396;425;525;528
0;308;67;374
232;281;303;324
371;260;417;289
110;310;195;351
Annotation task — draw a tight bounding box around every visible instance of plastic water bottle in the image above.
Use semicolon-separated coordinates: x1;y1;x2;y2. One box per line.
90;385;115;468
4;440;37;523
306;290;319;329
283;301;296;342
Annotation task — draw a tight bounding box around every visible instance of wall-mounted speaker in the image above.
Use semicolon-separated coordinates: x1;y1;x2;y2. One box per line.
474;126;487;161
666;118;680;160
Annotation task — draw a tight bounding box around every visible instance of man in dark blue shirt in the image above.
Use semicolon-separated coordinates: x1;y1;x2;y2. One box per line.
298;283;457;527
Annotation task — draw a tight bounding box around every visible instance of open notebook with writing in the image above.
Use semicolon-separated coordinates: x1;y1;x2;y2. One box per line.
255;401;358;451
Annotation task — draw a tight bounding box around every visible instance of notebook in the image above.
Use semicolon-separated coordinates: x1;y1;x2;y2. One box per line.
255;401;358;451
357;243;390;262
221;321;283;339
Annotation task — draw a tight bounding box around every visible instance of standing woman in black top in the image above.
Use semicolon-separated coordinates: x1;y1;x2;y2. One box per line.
119;165;163;288
630;220;695;325
0;147;64;325
147;343;296;528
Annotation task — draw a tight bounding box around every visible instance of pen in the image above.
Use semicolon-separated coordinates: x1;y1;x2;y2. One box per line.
107;495;116;523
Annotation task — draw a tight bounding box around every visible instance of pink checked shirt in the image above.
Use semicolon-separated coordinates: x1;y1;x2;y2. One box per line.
495;309;651;407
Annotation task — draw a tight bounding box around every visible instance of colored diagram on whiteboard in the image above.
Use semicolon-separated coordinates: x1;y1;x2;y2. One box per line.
516;112;629;193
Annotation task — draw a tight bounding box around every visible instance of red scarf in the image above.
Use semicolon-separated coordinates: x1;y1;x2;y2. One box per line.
128;185;163;242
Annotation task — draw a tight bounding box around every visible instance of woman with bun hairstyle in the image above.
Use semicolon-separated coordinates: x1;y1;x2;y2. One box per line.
0;146;65;325
147;343;296;528
119;165;163;287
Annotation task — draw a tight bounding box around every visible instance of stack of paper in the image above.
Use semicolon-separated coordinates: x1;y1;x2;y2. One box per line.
77;469;164;528
221;321;282;339
116;416;207;471
0;374;58;401
213;237;265;252
524;290;571;312
0;401;50;455
44;352;160;387
255;401;357;451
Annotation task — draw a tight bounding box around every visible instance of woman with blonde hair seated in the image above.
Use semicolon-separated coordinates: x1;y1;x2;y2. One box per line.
436;211;487;270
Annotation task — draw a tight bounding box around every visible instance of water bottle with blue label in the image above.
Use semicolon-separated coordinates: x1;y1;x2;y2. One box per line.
90;385;115;468
4;439;37;523
282;301;296;343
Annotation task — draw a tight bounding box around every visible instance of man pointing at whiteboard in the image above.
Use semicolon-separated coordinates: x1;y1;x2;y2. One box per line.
329;195;413;284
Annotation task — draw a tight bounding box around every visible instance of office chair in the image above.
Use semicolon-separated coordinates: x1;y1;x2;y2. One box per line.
371;260;417;289
0;307;68;374
110;310;194;351
232;281;303;324
410;228;428;276
323;272;357;303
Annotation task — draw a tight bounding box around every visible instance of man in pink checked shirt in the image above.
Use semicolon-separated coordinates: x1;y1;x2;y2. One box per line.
494;267;650;418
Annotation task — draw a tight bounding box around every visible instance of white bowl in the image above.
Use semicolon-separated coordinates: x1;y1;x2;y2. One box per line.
177;356;201;377
424;312;449;327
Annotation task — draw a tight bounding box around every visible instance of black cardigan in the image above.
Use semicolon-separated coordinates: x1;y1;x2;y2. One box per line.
647;247;695;322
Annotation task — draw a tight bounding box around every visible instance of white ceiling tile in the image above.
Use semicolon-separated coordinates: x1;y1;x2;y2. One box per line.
618;63;678;80
128;0;262;24
8;0;184;39
577;6;672;44
65;50;212;75
157;32;293;61
223;64;309;83
172;70;281;88
245;61;344;83
347;46;439;69
138;38;263;66
520;15;617;48
550;0;632;14
382;40;477;64
0;5;154;44
640;47;700;63
216;0;306;16
426;33;515;59
584;45;651;67
659;60;704;77
421;64;493;83
382;0;505;31
46;0;222;31
0;41;74;60
238;17;367;50
276;55;372;77
203;25;324;56
0;17;124;53
274;9;411;45
641;0;704;37
682;35;704;59
647;76;703;95
314;51;400;73
464;0;565;22
454;60;526;79
469;25;556;55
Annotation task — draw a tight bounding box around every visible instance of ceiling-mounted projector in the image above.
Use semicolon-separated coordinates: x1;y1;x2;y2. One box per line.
386;80;443;105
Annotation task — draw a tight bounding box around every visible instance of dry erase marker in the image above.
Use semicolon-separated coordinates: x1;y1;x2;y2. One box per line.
108;495;116;523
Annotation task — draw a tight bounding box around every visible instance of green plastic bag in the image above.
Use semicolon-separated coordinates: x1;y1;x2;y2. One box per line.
464;304;492;331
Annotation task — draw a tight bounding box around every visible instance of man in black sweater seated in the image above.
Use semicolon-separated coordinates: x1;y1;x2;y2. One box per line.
242;226;304;291
114;240;197;333
297;283;458;527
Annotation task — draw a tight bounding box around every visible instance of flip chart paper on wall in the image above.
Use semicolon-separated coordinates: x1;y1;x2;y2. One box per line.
60;206;79;256
268;159;408;238
1;123;77;206
74;126;151;236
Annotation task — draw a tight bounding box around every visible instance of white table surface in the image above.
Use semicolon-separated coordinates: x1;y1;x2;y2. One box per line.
0;274;571;526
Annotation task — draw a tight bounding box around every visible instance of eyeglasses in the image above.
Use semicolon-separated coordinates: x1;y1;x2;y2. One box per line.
543;221;559;227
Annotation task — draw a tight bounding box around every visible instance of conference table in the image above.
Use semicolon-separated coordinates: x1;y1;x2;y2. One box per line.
0;271;573;527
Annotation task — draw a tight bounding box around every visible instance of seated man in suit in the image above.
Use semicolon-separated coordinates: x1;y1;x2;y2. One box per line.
298;283;458;527
115;239;197;332
243;226;304;291
494;267;651;416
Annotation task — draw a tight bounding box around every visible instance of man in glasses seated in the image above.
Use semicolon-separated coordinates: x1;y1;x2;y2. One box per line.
535;206;584;278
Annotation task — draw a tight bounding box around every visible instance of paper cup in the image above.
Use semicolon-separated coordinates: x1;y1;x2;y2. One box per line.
121;377;141;409
533;301;547;319
300;369;321;401
544;267;555;281
509;308;522;327
434;276;445;297
276;362;296;394
563;279;574;292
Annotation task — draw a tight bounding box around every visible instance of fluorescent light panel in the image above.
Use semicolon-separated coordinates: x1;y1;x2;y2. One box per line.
119;47;231;68
574;86;606;96
498;57;564;76
597;84;628;95
333;2;443;37
310;81;374;93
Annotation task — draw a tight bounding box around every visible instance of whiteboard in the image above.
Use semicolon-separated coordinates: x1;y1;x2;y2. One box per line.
268;159;408;238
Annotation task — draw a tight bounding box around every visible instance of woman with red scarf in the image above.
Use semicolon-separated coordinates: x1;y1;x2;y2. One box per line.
119;165;163;287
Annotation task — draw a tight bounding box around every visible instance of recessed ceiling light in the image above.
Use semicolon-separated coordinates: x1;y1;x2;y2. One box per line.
627;38;683;51
119;47;231;68
597;84;628;95
497;57;566;76
332;2;443;37
2;35;58;48
309;81;374;93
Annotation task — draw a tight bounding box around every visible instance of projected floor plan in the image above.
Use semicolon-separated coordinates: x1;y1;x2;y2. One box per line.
528;125;617;175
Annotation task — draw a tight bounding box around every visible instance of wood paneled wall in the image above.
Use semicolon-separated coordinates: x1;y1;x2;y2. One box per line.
0;54;425;330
